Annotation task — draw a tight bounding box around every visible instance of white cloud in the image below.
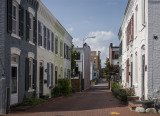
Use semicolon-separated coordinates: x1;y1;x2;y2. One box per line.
68;27;74;32
73;31;117;68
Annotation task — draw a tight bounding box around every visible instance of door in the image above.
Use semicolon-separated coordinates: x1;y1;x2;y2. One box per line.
11;65;18;105
39;65;43;97
131;62;133;87
142;55;145;99
55;71;57;84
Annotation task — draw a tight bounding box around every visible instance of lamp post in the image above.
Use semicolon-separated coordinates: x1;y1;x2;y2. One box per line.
81;36;95;91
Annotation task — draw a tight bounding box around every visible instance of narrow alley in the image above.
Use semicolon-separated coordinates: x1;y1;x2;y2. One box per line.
5;79;158;116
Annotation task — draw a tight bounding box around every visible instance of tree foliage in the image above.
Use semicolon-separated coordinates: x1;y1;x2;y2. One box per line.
71;44;77;77
105;58;119;78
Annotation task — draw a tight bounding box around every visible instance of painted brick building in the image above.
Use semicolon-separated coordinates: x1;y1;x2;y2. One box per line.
118;0;160;100
0;0;72;114
109;43;119;65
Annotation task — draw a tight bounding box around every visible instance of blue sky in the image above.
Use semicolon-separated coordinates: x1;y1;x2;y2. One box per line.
41;0;128;67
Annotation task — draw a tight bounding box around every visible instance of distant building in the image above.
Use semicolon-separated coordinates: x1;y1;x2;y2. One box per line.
73;43;91;90
109;43;119;65
90;51;101;79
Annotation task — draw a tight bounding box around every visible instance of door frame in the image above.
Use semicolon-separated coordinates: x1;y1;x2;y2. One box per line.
10;64;19;105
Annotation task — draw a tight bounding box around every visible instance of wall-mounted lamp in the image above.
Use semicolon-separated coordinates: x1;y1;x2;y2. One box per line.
153;35;158;40
45;69;47;72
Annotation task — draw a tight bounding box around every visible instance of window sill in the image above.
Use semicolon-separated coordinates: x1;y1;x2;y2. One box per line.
11;33;21;40
28;89;35;92
55;54;58;57
29;41;35;46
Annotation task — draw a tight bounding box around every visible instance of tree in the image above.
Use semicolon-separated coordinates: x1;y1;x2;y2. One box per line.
71;44;77;77
105;58;119;89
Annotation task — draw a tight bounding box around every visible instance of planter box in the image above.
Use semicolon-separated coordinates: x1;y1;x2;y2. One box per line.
127;96;139;101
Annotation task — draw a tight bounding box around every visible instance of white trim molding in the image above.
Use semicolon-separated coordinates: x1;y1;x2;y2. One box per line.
28;52;35;59
11;47;21;56
28;7;35;17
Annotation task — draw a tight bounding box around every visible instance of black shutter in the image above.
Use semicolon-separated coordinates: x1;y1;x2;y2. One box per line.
51;64;53;87
7;0;12;34
69;47;71;60
25;58;29;91
33;17;37;44
38;21;42;46
64;43;66;59
44;26;46;48
33;59;37;89
26;10;30;41
47;63;49;87
51;32;54;52
19;5;24;38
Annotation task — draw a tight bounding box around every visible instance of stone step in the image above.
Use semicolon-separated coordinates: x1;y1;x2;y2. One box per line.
128;101;142;111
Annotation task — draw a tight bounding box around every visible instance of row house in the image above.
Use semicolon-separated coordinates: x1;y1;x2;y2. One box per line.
109;43;119;65
118;0;160;100
0;0;72;113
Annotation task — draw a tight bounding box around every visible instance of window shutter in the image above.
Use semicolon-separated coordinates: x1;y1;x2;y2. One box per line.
47;63;50;87
33;59;37;89
43;26;46;48
33;17;37;44
19;5;24;39
26;10;30;41
51;33;54;52
51;64;53;87
69;47;71;60
64;43;66;58
25;58;29;91
7;0;12;34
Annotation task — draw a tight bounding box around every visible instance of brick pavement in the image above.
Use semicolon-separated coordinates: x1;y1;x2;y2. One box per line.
4;79;160;116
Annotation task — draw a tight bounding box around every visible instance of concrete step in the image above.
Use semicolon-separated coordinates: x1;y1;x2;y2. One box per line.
128;101;142;111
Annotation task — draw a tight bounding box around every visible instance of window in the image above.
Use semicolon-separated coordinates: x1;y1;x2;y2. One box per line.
29;14;33;42
12;5;16;20
135;5;138;35
94;73;96;76
142;0;145;25
94;57;96;59
115;51;119;59
94;61;96;63
60;41;63;57
61;67;63;78
47;29;50;50
55;37;58;54
29;58;33;89
76;52;80;60
12;4;17;34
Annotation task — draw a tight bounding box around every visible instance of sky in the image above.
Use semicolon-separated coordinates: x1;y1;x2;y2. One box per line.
41;0;128;68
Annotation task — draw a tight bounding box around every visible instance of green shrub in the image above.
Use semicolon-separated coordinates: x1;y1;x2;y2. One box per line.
71;87;76;93
21;95;46;106
52;78;71;97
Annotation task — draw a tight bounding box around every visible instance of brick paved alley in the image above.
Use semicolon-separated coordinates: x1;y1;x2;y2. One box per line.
4;79;159;116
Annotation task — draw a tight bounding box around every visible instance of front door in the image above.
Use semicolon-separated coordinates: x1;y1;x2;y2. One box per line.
55;71;57;84
142;55;145;100
131;62;133;87
11;65;18;105
39;65;44;97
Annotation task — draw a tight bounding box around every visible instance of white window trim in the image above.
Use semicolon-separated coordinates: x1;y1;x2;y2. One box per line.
11;47;21;56
28;52;35;59
28;58;33;91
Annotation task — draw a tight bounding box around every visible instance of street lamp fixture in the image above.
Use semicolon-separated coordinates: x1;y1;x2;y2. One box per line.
83;36;96;46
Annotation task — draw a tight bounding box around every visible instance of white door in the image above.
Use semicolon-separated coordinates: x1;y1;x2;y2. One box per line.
10;65;18;105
